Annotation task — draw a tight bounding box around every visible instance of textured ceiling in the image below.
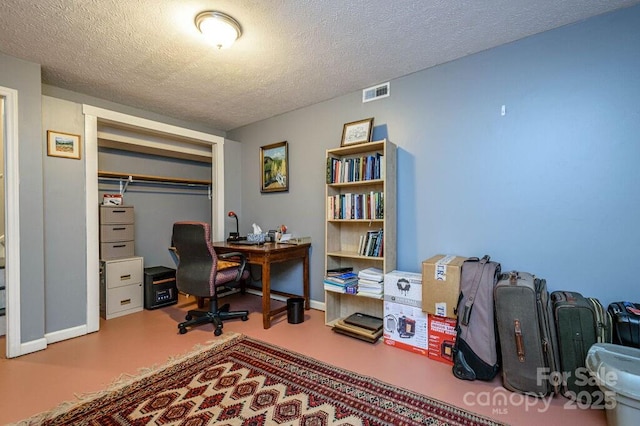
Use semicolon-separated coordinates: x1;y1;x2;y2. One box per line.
1;0;639;132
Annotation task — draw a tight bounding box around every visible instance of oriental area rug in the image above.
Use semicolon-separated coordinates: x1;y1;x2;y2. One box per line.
17;333;505;426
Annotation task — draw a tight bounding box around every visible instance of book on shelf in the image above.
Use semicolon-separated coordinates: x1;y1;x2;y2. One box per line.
326;152;384;185
326;267;353;274
323;277;357;294
323;277;357;287
357;287;383;297
358;267;384;281
327;191;384;220
325;271;357;282
358;229;383;257
357;279;383;289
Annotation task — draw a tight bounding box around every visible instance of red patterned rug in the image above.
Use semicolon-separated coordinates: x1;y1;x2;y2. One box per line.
18;334;505;425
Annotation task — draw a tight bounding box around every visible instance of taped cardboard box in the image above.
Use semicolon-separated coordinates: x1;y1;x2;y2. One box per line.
422;254;465;318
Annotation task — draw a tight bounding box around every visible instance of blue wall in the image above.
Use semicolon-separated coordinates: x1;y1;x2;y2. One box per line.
392;7;640;298
230;6;640;307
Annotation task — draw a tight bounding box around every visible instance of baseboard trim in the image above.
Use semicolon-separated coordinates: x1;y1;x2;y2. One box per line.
245;288;325;311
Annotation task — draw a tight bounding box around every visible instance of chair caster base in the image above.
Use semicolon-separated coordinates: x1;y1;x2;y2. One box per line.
241;315;248;321
178;326;187;334
214;327;223;336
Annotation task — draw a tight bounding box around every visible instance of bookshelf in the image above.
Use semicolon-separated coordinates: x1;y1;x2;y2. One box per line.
324;139;397;327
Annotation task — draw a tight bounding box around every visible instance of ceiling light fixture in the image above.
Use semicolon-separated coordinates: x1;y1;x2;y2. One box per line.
195;11;242;49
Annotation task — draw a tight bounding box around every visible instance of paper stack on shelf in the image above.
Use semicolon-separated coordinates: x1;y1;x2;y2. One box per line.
357;267;384;298
332;312;383;343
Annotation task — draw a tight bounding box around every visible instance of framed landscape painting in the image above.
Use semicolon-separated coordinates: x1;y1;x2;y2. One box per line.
47;130;81;159
260;141;289;193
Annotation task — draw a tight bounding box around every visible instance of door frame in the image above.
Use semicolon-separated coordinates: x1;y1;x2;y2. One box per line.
1;86;22;357
83;105;225;332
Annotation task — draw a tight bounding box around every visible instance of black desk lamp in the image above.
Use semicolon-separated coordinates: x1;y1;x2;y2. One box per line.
227;211;241;241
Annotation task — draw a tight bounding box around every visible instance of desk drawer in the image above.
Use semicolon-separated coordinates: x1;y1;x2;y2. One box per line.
100;205;134;224
100;224;134;242
101;241;135;260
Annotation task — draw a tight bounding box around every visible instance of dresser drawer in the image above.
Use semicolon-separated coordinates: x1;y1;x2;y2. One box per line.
105;283;143;318
104;257;143;289
100;205;134;224
100;224;134;242
101;241;135;260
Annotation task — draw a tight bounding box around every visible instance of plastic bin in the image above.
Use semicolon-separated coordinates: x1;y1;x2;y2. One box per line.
586;343;640;426
287;297;305;324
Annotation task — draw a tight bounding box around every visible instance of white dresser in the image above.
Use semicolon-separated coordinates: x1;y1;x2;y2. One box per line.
100;256;144;319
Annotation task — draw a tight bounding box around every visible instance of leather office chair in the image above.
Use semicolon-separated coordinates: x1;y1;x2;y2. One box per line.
171;221;249;336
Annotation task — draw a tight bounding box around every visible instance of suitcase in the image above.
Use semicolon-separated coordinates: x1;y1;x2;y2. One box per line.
588;297;613;344
551;291;611;400
452;255;502;381
608;302;640;348
494;271;560;396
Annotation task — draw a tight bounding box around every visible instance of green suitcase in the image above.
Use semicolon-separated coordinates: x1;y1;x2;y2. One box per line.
551;291;611;401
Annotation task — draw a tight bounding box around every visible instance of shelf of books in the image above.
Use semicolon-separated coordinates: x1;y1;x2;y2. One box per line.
324;139;396;333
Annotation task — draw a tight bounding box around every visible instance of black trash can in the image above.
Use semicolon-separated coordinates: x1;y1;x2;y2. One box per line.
287;297;305;324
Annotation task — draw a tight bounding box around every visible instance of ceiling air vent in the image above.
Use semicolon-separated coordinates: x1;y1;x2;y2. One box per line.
362;82;390;103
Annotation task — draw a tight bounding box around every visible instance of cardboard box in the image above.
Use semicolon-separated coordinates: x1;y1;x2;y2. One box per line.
103;193;123;206
427;314;457;365
422;254;466;318
383;301;428;356
383;270;428;356
383;270;423;308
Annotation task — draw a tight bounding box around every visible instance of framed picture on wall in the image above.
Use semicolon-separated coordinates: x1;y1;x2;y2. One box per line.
47;130;81;160
260;141;289;193
341;117;374;147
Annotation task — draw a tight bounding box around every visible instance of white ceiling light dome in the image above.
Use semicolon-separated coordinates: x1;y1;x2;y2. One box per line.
195;11;242;49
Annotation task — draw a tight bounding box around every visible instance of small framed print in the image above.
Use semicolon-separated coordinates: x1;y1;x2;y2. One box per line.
341;117;374;147
47;130;81;159
260;141;289;193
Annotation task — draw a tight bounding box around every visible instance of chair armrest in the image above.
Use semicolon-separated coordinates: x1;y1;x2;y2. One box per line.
218;251;247;282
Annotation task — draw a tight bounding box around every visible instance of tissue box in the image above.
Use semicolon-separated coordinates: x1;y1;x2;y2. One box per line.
246;233;266;243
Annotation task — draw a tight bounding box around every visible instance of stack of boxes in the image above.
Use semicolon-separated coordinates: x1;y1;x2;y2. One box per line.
381;255;466;365
383;270;428;356
421;254;466;365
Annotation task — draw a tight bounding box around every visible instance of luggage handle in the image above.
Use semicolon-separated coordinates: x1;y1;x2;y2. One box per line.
509;271;519;285
514;319;525;362
623;302;640;316
461;255;489;326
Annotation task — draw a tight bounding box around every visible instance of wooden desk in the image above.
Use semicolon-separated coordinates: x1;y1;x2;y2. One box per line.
212;241;311;329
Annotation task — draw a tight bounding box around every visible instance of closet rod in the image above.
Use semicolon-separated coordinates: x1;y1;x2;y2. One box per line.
98;171;212;198
98;170;211;186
